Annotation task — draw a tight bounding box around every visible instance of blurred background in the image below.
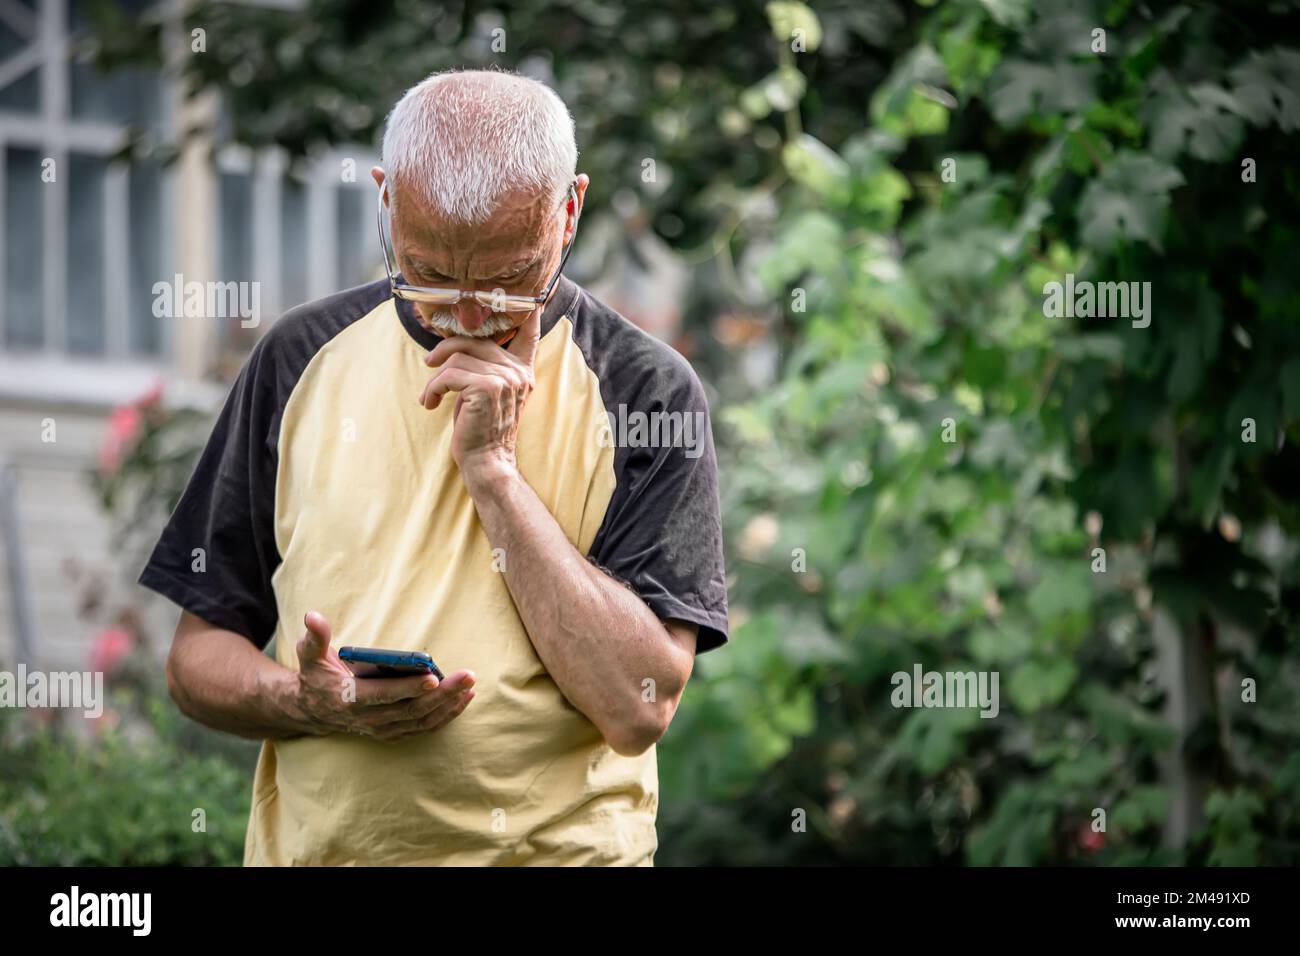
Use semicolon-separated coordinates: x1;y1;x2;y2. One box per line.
1;0;1298;865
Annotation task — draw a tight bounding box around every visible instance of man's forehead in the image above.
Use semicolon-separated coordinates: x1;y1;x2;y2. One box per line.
399;223;546;280
393;185;554;275
395;181;554;234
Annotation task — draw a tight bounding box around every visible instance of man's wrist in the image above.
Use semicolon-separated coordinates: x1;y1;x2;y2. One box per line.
460;450;521;499
263;666;318;738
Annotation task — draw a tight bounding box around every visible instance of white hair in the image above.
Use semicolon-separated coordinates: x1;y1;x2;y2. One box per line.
381;69;577;224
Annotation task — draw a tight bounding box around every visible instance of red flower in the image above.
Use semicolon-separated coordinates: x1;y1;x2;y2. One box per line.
89;626;134;675
1078;825;1106;853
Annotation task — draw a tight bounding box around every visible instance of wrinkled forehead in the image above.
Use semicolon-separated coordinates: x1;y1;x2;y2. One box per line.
392;181;559;251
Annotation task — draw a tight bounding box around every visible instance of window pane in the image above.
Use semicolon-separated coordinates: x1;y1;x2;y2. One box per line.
129;161;163;356
280;177;308;309
0;16;26;59
336;186;368;290
0;4;38;112
0;67;40;114
67;153;107;356
70;63;164;136
218;170;254;355
219;171;252;282
4;147;43;349
68;1;166;136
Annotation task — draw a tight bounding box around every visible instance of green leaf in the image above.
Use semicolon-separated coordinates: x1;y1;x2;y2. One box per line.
743;67;807;118
870;43;949;131
968;623;1034;664
757;209;844;286
1112;786;1169;833
1077;151;1184;251
1229;49;1300;132
766;2;822;52
1026;565;1091;623
898;707;981;776
1053;333;1124;362
1007;658;1077;713
782;133;851;199
1146;83;1246;162
978;0;1032;29
987;59;1099;125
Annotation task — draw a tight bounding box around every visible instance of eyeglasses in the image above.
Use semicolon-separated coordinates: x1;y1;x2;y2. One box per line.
377;179;580;313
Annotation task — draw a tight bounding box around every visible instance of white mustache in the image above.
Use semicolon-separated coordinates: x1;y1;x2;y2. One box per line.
425;309;517;339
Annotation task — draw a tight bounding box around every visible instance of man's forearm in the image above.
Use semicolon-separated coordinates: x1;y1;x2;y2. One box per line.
167;615;315;741
463;457;690;752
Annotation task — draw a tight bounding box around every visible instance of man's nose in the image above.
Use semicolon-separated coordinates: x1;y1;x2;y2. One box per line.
452;297;492;332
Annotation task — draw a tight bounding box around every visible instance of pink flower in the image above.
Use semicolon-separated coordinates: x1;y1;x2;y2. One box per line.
89;626;134;675
98;402;144;475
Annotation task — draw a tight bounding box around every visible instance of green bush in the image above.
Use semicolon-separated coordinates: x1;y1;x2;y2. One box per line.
658;0;1300;866
0;697;255;866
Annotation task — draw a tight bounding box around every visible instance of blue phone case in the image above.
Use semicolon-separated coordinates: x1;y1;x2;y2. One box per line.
338;646;445;680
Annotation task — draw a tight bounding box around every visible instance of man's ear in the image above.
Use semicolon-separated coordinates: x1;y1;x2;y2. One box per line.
371;166;386;196
567;174;590;243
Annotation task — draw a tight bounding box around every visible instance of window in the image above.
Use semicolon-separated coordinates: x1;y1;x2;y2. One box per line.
3;146;42;348
128;159;163;354
215;154;381;338
0;1;39;114
336;184;369;290
0;0;167;361
2;2;378;375
280;176;308;309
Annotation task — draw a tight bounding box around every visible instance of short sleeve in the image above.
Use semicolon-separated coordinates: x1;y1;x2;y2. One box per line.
137;338;284;648
587;363;729;654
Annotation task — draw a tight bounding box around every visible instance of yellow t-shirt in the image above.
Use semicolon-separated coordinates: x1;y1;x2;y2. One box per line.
140;277;728;865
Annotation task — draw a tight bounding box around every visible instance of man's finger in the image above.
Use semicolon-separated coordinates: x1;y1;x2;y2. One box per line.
418;367;499;410
351;672;440;706
296;611;332;665
506;306;543;367
426;335;514;369
431;352;522;384
353;670;475;715
371;689;475;741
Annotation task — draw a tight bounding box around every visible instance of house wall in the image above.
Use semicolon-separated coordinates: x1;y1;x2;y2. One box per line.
0;400;128;669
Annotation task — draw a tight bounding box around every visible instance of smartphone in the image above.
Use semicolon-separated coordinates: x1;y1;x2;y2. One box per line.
338;647;445;681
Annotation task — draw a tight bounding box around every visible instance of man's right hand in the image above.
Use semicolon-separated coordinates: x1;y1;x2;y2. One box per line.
294;611;475;742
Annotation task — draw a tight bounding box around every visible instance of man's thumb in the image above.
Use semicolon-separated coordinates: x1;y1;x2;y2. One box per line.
297;611;332;663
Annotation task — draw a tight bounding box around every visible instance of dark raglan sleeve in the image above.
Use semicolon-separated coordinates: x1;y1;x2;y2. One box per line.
586;343;730;654
137;334;285;649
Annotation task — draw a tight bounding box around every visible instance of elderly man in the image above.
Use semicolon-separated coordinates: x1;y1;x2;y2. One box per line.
139;70;727;866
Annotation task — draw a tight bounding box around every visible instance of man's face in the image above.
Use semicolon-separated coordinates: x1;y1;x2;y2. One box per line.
377;171;580;339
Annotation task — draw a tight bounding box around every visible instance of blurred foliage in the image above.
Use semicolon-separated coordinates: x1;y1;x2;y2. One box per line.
660;0;1300;865
74;0;1300;865
0;696;255;866
0;391;241;865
